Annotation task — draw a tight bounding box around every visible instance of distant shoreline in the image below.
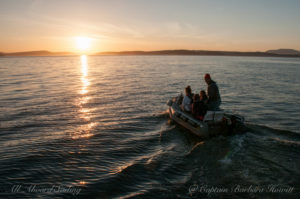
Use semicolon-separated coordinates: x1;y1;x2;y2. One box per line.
94;50;300;58
1;49;300;58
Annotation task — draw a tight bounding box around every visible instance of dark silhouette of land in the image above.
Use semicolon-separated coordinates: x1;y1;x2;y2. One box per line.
0;50;77;57
95;49;300;57
265;49;300;55
1;49;300;58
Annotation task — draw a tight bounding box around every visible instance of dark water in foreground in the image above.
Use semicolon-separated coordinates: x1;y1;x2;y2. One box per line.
0;56;299;198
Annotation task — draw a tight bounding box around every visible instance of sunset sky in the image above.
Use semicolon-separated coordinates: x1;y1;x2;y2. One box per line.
1;0;300;53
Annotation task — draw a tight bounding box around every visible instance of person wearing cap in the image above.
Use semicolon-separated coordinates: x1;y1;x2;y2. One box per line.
204;73;221;111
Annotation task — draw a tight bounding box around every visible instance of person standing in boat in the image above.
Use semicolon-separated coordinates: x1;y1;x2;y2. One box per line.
204;73;221;111
181;85;193;112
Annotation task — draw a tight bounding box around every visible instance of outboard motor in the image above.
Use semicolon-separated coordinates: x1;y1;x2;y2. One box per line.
227;114;245;134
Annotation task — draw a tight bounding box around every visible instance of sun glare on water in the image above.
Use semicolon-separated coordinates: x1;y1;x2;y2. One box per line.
75;36;92;51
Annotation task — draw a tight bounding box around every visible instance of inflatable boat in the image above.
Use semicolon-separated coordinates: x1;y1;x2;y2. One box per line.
167;95;245;138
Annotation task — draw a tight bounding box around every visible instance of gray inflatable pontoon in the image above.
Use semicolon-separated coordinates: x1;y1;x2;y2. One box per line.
167;95;244;138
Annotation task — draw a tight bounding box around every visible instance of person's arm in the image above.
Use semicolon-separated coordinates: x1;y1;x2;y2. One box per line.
207;85;215;102
207;84;217;102
181;96;187;111
192;104;195;115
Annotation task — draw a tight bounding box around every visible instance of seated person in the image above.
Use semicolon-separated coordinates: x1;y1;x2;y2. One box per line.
192;94;201;118
192;93;208;121
200;90;208;103
204;73;221;111
181;85;193;112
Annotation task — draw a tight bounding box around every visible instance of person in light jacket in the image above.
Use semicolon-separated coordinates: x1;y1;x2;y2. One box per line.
181;85;193;112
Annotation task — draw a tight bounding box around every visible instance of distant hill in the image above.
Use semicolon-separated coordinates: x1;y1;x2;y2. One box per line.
266;49;300;55
2;50;76;56
95;49;300;58
1;49;300;58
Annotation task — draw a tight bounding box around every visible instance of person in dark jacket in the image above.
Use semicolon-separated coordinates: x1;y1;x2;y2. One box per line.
199;90;208;103
204;73;221;111
192;94;207;120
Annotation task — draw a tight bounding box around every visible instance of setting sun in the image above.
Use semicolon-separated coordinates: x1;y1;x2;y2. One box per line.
75;37;92;51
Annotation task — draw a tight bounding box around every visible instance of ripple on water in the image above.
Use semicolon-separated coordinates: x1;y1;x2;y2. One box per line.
0;56;299;198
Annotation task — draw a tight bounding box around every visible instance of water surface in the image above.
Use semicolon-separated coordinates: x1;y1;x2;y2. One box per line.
0;56;299;198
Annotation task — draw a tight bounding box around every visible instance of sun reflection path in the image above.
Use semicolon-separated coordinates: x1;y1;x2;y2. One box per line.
72;55;96;139
80;55;89;95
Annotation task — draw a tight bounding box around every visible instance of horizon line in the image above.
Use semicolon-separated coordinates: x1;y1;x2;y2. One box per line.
1;48;300;55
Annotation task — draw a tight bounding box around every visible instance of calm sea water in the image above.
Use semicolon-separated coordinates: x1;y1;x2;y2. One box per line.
0;56;299;198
